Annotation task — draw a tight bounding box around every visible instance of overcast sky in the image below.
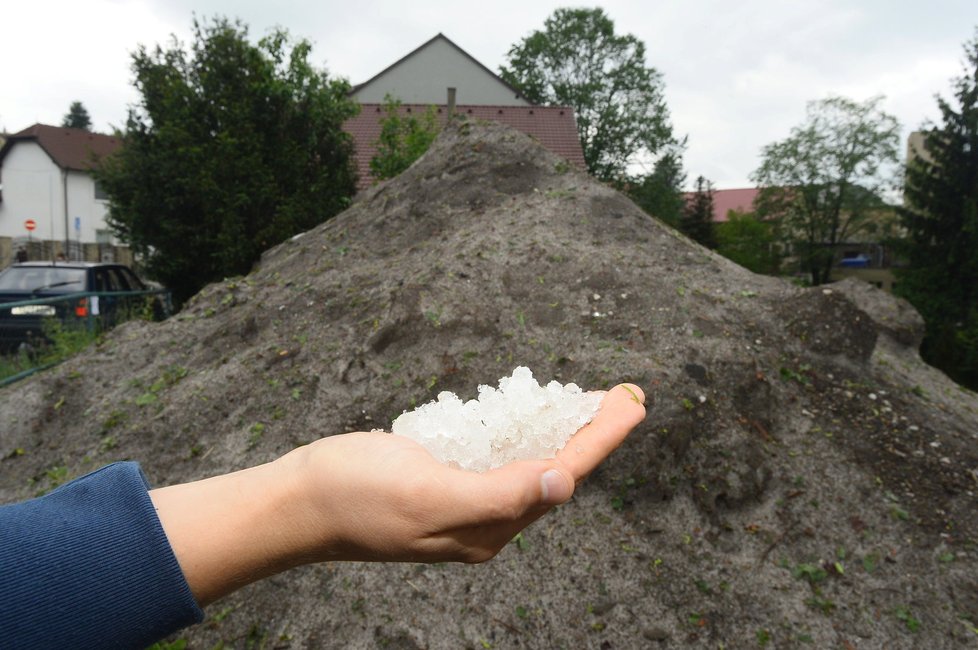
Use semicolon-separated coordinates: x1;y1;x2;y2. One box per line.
3;1;976;188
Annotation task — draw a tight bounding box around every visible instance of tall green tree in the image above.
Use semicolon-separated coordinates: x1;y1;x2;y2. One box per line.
96;17;358;305
895;29;978;389
369;95;440;181
681;176;718;249
751;96;900;285
62;101;92;130
499;7;676;183
627;146;686;227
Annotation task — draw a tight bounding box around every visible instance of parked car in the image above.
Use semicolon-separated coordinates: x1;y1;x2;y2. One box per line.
0;261;168;355
839;254;872;268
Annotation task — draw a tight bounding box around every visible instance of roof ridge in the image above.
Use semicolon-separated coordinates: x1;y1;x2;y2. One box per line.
350;33;525;101
0;123;120;171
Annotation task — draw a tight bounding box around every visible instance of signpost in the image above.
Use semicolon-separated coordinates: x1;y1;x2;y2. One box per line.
22;220;36;262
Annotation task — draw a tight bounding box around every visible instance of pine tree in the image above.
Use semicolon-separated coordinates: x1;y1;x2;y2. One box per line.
681;176;718;249
895;29;978;388
62;101;92;130
627;147;687;228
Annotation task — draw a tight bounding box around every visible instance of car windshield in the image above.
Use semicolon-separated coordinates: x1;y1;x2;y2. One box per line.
0;267;86;294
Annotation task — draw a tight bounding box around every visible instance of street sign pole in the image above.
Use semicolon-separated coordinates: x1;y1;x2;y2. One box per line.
24;219;36;260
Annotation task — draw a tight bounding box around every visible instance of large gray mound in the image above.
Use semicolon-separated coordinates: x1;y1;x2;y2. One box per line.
2;120;977;648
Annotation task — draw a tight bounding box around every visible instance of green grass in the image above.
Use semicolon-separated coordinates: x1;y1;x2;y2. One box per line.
0;320;98;385
0;292;165;386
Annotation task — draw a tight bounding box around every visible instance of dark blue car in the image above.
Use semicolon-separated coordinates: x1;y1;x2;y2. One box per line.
0;261;167;354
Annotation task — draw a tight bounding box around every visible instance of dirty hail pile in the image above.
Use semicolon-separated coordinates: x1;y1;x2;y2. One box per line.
390;367;603;472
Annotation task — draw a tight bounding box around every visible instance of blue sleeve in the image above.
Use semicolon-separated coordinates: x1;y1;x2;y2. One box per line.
0;462;205;649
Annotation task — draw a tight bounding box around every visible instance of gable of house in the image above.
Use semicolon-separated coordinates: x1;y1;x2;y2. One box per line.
351;33;529;107
344;104;585;189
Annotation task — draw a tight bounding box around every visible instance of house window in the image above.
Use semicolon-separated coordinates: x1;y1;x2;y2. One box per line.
94;181;108;200
96;229;113;244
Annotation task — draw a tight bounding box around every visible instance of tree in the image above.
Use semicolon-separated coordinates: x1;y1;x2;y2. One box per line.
96;17;359;306
369;95;441;181
716;210;780;274
626;146;686;228
895;29;978;389
681;176;718;249
751;96;900;285
500;7;676;183
62;101;92;130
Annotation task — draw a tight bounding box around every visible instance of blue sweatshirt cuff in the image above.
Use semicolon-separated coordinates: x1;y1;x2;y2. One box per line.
0;461;205;648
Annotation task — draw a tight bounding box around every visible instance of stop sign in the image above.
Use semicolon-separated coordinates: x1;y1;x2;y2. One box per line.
24;219;36;231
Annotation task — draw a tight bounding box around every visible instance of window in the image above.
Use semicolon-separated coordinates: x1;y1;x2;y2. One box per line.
95;229;113;244
118;267;146;290
94;181;108;201
0;267;86;293
104;269;124;291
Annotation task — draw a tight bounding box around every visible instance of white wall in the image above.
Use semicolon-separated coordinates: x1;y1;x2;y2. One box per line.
0;142;60;240
65;170;111;243
0;141;113;245
352;38;529;106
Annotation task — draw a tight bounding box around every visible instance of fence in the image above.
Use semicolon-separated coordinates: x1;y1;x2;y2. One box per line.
0;288;171;387
1;236;133;268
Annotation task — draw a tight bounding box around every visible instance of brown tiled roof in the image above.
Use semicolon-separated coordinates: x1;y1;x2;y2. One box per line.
0;124;121;172
344;104;585;189
683;187;761;223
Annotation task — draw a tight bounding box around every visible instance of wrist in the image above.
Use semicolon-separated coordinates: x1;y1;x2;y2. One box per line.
151;454;314;606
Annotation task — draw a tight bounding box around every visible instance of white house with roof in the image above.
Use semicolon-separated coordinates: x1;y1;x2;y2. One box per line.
0;124;128;264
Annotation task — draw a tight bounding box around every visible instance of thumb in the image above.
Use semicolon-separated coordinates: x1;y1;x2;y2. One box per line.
540;467;575;506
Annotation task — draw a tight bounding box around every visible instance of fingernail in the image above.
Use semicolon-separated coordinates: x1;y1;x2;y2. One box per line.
541;469;571;505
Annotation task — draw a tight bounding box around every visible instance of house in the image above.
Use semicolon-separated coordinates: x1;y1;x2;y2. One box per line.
0;124;130;265
679;187;760;223
710;188;760;223
345;34;585;189
686;186;900;290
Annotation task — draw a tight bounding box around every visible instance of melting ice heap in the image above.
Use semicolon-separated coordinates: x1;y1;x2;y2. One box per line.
391;367;603;472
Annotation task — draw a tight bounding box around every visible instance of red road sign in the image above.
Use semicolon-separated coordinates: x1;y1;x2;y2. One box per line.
24;219;36;231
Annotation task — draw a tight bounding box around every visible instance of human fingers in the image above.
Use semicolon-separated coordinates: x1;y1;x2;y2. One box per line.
400;462;575;562
409;457;572;533
556;383;646;482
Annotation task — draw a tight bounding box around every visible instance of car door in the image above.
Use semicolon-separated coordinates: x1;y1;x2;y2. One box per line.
94;267;122;325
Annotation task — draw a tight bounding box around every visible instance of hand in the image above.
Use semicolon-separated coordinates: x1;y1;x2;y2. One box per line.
151;383;646;606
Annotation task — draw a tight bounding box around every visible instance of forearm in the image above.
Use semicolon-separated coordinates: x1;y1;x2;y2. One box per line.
149;453;313;606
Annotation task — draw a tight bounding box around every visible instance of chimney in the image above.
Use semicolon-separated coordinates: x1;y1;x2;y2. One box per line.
447;87;456;117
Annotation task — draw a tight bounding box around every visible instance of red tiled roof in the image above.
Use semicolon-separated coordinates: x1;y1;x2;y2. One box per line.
0;124;121;171
344;104;585;189
683;187;760;223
